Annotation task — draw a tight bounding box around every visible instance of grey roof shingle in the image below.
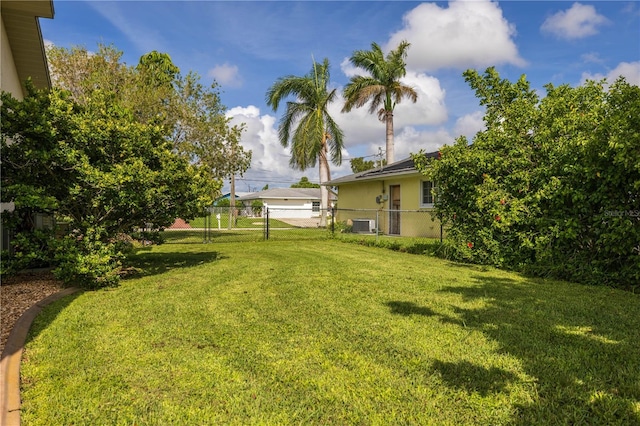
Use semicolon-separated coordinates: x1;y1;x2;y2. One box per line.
236;187;335;201
325;151;440;186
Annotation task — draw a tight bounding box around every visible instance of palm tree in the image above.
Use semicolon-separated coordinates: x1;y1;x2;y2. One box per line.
266;58;344;226
342;41;417;164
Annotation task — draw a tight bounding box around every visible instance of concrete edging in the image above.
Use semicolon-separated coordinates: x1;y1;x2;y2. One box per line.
1;287;80;426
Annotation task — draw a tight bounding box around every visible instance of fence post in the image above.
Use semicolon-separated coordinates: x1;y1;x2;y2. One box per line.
265;208;270;240
376;210;380;242
331;206;335;235
203;209;208;243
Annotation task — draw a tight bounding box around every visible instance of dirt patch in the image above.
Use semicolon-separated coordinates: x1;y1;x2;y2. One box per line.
1;272;64;355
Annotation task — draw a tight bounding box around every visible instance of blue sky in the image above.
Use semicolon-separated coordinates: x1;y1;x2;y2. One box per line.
41;1;640;190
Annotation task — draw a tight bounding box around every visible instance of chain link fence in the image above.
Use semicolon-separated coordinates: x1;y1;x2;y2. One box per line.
163;207;443;244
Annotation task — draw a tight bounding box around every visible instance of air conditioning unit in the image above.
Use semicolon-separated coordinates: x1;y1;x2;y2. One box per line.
352;219;376;233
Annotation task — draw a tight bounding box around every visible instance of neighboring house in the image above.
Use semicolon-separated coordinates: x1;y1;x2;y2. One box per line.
237;188;336;219
325;152;442;238
1;0;55;251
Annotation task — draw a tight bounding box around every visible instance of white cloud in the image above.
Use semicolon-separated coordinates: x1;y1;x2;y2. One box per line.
581;52;603;64
226;68;451;185
226;106;324;188
395;71;448;127
332;71;449;149
339;57;360;78
541;3;610;40
581;61;640;86
393;127;453;159
452;111;485;141
384;0;525;72
208;63;243;88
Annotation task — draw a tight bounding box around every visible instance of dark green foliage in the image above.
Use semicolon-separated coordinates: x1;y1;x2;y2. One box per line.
53;227;123;289
216;198;243;208
129;230;165;246
251;200;263;216
1;83;214;288
290;176;320;188
414;68;640;289
349;157;386;173
0;229;57;276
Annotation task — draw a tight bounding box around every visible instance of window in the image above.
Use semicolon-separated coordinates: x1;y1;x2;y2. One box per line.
421;181;435;207
312;201;320;212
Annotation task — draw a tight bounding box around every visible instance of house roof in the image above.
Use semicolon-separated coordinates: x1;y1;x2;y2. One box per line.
325;151;440;186
217;192;251;200
237;187;336;201
2;0;54;92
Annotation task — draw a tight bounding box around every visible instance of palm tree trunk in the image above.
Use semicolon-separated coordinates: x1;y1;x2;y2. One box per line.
318;137;330;227
385;110;394;164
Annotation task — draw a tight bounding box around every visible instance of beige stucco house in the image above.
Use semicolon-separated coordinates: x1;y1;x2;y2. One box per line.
1;0;55;250
325;152;442;238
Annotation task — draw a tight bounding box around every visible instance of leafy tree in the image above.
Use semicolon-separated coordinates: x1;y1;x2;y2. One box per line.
1;84;215;286
134;50;180;127
349;157;386;173
266;58;344;225
46;44;132;106
216;198;242;208
414;67;640;288
262;184;269;191
251;200;264;216
171;73;251;182
342;41;417;164
46;44;251;185
290;176;320;188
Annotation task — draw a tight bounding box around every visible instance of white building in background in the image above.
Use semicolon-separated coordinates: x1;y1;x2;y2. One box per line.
237;188;335;219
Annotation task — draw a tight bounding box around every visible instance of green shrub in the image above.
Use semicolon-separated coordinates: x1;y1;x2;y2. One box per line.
415;69;640;289
53;228;123;289
333;221;353;233
0;229;57;276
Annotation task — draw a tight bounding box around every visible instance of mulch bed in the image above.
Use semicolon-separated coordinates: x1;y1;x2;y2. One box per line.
1;272;64;356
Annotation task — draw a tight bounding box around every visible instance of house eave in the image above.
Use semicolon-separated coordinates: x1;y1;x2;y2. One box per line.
324;151;439;186
324;169;422;186
2;0;54;91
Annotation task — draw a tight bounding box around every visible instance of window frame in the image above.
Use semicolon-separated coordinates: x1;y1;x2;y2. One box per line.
420;180;436;208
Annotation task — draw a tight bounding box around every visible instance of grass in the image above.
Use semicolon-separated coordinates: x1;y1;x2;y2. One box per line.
187;216;291;229
20;237;640;425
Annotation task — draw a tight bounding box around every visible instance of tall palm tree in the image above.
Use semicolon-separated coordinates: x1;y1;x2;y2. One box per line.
266;58;344;226
342;41;417;164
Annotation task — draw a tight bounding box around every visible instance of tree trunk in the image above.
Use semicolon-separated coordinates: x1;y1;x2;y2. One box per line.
385;110;394;164
318;137;330;228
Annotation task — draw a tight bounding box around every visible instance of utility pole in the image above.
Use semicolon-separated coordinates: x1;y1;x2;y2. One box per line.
377;147;385;169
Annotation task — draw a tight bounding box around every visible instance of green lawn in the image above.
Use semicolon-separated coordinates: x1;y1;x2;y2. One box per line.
21;239;640;425
187;216;291;229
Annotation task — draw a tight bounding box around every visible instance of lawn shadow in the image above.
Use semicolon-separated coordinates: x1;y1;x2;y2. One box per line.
162;230;264;245
431;359;518;397
125;250;223;278
14;291;84;357
386;301;436;317
438;275;640;424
